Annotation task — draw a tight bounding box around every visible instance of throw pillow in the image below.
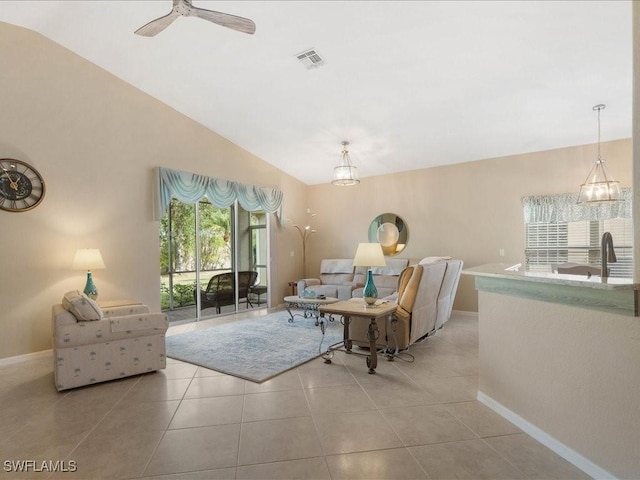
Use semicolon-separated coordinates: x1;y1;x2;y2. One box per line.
62;290;103;321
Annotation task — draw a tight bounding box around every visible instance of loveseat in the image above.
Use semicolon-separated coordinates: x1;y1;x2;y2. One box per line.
297;258;411;301
349;257;463;350
52;291;169;391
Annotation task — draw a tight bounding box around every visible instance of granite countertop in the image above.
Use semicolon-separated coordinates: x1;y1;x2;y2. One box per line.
463;263;639;291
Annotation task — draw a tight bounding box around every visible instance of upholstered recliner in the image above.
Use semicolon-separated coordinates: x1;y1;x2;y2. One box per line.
297;259;359;300
52;291;169;391
297;258;411;301
350;257;463;351
352;258;410;299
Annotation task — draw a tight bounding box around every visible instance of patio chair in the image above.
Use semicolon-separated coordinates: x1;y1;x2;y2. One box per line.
197;271;258;313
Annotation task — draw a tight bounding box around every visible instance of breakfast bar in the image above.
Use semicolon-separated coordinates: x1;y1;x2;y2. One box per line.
464;263;640;479
465;262;639;316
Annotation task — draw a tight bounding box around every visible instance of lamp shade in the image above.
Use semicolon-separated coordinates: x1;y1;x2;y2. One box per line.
72;249;106;270
352;243;386;268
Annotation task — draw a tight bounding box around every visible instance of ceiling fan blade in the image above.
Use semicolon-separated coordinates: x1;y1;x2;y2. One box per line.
134;10;180;37
190;7;256;35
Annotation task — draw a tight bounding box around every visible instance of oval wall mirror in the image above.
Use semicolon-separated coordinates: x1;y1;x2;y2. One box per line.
368;213;409;256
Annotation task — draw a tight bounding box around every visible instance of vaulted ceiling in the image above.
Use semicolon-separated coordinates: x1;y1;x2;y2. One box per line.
1;1;632;185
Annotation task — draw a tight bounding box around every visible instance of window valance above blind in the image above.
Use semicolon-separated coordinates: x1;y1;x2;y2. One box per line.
156;167;283;219
522;188;632;224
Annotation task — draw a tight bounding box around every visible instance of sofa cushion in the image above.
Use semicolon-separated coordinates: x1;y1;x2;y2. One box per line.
62;290;103;321
320;259;354;274
371;258;409;275
53;304;168;348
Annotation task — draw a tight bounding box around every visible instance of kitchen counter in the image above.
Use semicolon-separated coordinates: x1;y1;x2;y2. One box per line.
466;263;640;477
463;263;639;316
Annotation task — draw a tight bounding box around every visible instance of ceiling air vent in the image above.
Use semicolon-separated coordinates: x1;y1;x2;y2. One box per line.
296;48;325;69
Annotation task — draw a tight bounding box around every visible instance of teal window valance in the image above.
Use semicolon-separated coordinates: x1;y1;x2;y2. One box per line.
156;167;283;219
522;188;632;224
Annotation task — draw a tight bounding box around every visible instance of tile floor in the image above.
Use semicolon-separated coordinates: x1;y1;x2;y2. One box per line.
0;311;592;479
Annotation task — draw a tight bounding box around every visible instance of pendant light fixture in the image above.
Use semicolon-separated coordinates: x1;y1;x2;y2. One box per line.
332;141;360;186
577;104;621;204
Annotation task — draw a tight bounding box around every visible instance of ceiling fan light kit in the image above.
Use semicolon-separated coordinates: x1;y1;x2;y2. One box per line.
135;0;256;37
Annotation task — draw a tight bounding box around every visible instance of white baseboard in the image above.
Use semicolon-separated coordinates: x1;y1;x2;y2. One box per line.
0;349;52;367
477;391;615;480
451;309;478;318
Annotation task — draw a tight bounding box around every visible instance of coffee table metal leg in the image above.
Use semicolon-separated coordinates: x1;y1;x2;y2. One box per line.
343;315;352;352
285;303;295;323
366;317;379;374
320;313;334;364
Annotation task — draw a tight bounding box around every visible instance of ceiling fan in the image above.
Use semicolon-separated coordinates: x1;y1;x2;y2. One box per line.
135;0;256;37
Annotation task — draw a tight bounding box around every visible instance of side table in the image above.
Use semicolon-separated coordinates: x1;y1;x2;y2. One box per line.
319;299;397;374
249;285;268;306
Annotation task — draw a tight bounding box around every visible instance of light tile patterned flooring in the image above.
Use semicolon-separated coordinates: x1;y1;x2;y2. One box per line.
0;311;592;479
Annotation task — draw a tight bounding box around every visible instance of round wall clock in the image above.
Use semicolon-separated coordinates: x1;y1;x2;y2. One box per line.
0;158;46;212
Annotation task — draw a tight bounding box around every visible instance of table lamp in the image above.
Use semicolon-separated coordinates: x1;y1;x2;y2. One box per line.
353;243;386;306
72;248;106;300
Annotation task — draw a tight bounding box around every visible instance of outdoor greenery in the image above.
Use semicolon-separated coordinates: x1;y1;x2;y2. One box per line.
160;279;197;309
160;200;233;310
160;199;232;275
160;198;268;313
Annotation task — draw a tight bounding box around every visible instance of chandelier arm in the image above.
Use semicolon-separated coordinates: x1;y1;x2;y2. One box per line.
593;103;605;161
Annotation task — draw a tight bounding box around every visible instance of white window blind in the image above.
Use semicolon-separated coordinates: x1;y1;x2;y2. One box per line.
525;218;633;277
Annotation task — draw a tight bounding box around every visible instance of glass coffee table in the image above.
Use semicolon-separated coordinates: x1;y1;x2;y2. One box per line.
284;295;339;326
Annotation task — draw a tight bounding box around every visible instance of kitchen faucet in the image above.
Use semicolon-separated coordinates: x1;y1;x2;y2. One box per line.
601;232;617;278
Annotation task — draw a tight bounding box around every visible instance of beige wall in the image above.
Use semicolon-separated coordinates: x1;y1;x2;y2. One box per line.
479;292;640;478
307;139;632;311
1;21;634;360
0;23;308;359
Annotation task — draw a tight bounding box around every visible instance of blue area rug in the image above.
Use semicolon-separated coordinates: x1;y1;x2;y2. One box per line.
166;310;343;383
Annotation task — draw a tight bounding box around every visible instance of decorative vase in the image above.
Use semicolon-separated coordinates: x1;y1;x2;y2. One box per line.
363;269;378;306
83;271;98;300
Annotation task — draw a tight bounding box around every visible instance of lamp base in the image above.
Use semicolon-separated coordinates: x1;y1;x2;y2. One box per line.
83;271;98;300
363;297;378;307
363;269;378;307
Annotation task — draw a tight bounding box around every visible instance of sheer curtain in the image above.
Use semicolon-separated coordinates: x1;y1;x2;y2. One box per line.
522;188;632;224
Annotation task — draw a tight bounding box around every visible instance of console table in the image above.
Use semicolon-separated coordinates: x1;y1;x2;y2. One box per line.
319;299;397;374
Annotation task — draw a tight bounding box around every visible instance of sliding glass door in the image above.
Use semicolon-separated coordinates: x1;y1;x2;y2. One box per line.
160;198;269;322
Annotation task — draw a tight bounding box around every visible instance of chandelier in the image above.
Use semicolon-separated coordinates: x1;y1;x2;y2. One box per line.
577;104;621;204
332;141;360;186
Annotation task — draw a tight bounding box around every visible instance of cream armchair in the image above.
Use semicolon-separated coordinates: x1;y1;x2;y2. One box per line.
52;291;169;391
350;258;463;350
